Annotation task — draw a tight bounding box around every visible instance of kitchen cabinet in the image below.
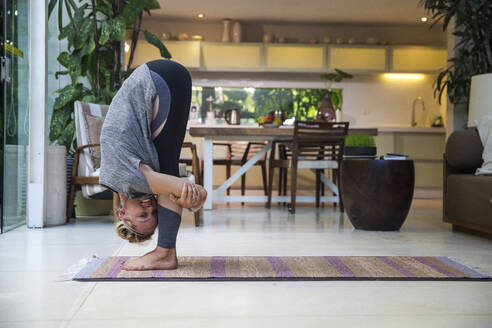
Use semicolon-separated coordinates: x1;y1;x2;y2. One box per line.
329;46;387;72
391;47;447;73
127;40;446;75
265;44;325;71
375;130;445;188
125;41;200;68
201;43;262;71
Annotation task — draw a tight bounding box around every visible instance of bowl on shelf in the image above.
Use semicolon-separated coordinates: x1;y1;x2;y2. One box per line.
262;123;281;128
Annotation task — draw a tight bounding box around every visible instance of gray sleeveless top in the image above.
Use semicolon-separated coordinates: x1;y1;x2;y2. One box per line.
99;64;169;198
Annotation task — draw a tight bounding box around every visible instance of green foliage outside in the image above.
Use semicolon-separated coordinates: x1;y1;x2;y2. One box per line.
48;0;170;153
345;134;376;147
192;87;343;122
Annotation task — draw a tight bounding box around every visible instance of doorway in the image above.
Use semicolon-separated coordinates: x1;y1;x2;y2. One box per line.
1;0;29;233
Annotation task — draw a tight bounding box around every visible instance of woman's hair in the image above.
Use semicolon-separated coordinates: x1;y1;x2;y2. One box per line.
114;205;154;243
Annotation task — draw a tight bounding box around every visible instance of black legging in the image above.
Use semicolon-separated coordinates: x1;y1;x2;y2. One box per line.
147;60;191;248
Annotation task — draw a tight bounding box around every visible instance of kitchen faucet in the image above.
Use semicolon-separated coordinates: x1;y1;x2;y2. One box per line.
411;96;426;127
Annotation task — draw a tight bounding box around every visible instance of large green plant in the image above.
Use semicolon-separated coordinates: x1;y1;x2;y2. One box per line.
420;0;492;106
48;0;171;152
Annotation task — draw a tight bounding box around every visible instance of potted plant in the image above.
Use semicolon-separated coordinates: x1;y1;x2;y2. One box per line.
344;133;377;159
48;0;170;219
420;0;492;127
319;69;353;122
48;0;171;151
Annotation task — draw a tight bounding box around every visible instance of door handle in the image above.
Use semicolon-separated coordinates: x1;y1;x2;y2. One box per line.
1;56;11;83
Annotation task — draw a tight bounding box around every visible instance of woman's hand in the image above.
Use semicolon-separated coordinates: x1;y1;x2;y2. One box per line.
169;181;204;209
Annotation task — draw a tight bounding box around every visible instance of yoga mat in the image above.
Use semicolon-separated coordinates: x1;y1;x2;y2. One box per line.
73;256;491;281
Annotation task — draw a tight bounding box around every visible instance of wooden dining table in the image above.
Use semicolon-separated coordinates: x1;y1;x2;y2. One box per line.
189;124;378;210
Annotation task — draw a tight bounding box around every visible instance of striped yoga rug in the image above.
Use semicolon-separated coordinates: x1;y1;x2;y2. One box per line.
73;256;491;281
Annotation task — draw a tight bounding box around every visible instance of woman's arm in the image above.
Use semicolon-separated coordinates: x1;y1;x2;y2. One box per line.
139;163;207;208
139;163;183;196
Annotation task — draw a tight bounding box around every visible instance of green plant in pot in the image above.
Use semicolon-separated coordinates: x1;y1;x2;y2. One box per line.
420;0;492;127
48;0;171;153
318;69;353;122
344;134;377;158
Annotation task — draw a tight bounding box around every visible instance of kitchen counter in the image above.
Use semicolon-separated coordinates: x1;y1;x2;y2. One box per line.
355;126;446;134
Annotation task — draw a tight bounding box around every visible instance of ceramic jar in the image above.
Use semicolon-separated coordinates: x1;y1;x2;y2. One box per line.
232;21;242;42
222;19;231;42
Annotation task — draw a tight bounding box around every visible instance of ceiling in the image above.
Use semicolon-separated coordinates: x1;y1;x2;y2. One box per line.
154;0;432;24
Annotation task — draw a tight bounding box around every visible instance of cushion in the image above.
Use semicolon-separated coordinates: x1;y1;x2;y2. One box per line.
445;128;483;170
445;174;492;229
476;115;492;175
84;114;104;169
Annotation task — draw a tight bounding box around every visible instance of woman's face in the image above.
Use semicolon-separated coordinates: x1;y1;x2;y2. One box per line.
119;195;158;235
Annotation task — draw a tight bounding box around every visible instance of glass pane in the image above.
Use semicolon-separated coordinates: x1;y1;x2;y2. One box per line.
2;0;29;232
191;86;339;123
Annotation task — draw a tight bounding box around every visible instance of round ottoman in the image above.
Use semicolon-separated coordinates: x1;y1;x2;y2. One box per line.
340;159;415;231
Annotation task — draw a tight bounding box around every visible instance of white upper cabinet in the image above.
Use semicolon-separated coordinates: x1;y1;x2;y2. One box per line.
391;47;447;73
265;45;325;71
125;41;200;68
126;40;447;74
201;43;263;71
329;46;387;72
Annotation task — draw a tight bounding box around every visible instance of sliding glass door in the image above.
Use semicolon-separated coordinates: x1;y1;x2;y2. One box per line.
1;0;29;232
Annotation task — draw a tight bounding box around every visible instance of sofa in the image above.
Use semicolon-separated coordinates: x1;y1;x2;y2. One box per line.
443;128;492;236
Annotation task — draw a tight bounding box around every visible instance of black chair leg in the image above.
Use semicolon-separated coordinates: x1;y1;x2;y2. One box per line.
289;160;298;214
338;167;344;213
315;169;320;208
333;169;338;208
277;166;283;206
261;162;268;196
226;164;231;196
241;172;246;205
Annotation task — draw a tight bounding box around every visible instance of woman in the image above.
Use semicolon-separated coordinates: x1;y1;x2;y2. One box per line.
100;59;206;271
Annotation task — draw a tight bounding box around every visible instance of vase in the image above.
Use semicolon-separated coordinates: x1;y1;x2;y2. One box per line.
221;19;231;42
46;145;67;226
336;110;342;122
232;21;242;42
316;91;336;122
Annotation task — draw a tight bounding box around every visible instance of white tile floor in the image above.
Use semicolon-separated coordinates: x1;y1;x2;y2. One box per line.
1;199;491;328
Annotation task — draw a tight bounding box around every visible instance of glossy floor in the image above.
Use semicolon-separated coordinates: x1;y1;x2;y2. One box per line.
1;199;491;328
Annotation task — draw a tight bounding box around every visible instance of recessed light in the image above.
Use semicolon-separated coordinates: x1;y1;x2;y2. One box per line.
124;42;130;53
197;13;204;19
421;17;428;22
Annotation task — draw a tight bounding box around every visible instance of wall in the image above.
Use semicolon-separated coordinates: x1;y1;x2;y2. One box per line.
191;72;444;127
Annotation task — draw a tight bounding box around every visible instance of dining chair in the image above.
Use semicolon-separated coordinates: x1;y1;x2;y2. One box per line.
179;142;202;226
266;121;349;213
213;141;268;199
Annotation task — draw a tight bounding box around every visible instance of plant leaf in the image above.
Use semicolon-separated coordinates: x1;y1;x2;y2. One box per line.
48;0;58;18
53;84;83;109
57;51;71;67
49;106;72;142
144;30;172;58
99;21;111;45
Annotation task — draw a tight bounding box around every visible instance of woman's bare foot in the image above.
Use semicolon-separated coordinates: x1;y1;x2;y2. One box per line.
121;247;177;271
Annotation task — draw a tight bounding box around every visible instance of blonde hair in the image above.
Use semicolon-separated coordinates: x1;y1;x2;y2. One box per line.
113;203;154;243
115;219;154;243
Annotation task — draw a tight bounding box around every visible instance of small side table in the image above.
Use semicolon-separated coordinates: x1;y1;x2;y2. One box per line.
340;159;415;231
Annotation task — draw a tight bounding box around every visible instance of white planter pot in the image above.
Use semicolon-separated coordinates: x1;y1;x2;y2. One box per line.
46;145;67;226
468;73;492;127
335;110;342;122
